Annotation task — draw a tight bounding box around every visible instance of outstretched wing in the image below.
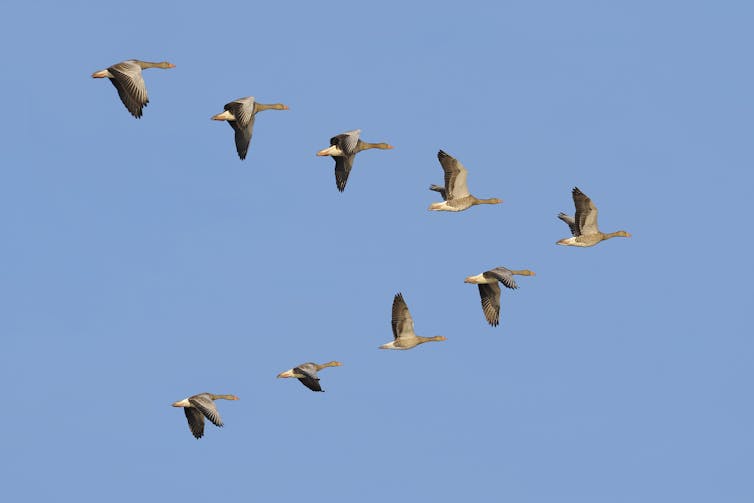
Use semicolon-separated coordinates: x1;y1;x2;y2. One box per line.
391;293;416;340
227;116;256;160
295;366;324;392
189;395;224;428
478;283;502;327
429;184;447;200
558;213;579;236
334;155;355;192
331;129;360;155
107;61;149;118
484;267;519;290
437;150;470;200
183;407;205;439
572;187;599;235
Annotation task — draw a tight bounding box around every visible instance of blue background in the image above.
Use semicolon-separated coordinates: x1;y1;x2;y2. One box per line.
1;1;752;501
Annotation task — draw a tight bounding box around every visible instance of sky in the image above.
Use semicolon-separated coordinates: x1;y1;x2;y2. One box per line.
1;1;752;501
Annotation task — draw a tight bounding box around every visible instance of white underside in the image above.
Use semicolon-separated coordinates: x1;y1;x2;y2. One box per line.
557;237;590;247
465;273;493;284
428;201;461;212
379;341;407;350
212;110;236;121
317;145;344;156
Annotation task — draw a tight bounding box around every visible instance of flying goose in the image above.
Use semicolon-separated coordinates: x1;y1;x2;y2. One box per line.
91;59;176;118
464;267;535;326
380;293;447;350
428;150;502;211
172;393;238;439
316;129;393;192
212;96;289;160
557;187;631;247
277;361;342;392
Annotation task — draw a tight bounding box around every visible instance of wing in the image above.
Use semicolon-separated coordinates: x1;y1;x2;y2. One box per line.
478;283;501;327
572;187;599;235
437;150;470;200
334;155;355;192
189;395;224;428
294;366;324;392
331;129;360;155
228;115;256;160
558;213;579;236
225;97;255;128
391;293;416;340
429;184;447;200
484;267;518;290
107;61;149;118
183;407;205;439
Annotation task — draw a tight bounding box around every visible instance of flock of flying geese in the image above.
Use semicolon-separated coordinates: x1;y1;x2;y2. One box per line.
93;58;632;439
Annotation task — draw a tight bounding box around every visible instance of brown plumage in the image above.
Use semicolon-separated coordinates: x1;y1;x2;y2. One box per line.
428;150;502;211
464;267;535;326
211;96;289;160
379;293;447;350
316;129;393;192
557;187;631;247
171;393;238;439
277;361;342;392
91;59;175;118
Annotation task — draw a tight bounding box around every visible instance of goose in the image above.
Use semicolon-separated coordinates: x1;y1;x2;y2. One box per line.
380;293;446;350
172;393;238;439
91;59;175;118
557;187;631;247
464;267;535;326
212;96;289;160
428;150;502;211
277;361;342;392
316;129;393;192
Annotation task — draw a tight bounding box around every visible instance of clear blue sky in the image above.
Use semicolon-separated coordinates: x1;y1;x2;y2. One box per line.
1;1;752;501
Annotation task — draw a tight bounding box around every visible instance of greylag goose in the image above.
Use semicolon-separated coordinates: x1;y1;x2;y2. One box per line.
91;59;175;118
428;150;502;211
212;96;289;160
172;393;238;439
557;187;631;247
464;267;535;326
316;129;393;192
277;361;342;392
380;293;446;350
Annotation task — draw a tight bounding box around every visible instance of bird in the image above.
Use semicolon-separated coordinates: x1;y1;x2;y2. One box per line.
211;96;289;160
316;129;393;192
171;393;238;439
277;361;343;392
428;150;502;211
91;59;176;118
464;267;536;326
380;293;447;350
557;187;631;247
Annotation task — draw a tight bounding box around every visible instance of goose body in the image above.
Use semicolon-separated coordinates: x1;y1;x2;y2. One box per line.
557;187;631;247
277;361;342;392
91;59;175;118
172;392;238;439
428;150;502;212
212;96;289;160
316;129;393;192
465;267;535;326
380;293;446;350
